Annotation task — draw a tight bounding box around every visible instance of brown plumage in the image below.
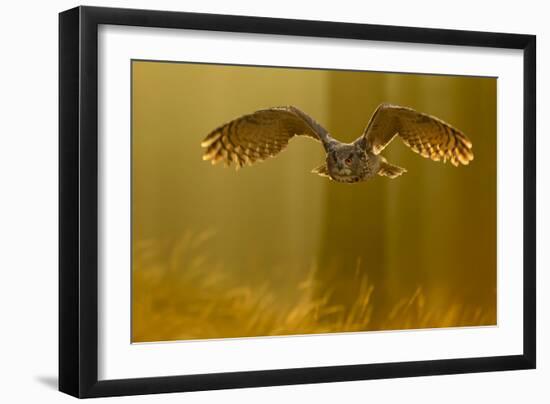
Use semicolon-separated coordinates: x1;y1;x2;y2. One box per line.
364;104;473;167
201;103;474;183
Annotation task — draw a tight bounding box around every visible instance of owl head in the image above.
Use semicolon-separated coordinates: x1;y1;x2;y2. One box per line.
327;142;367;177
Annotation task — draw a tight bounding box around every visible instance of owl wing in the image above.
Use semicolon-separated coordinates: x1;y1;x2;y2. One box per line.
201;106;331;169
361;103;474;166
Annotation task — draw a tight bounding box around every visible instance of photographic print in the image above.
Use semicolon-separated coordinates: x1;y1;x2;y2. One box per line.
131;60;496;343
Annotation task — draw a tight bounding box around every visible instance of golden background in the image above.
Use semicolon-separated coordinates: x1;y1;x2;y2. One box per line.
132;60;496;342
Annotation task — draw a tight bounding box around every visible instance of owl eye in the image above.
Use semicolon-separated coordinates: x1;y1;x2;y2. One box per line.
345;156;353;165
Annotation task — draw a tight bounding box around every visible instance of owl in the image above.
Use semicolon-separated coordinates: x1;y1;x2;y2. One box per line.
201;103;473;183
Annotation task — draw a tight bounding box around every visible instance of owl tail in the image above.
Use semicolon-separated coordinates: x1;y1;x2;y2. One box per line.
311;163;330;178
378;158;407;179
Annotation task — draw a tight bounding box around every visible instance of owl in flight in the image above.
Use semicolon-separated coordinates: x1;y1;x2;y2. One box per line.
201;103;473;183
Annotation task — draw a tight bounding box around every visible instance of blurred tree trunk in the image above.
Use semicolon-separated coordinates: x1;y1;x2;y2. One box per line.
314;73;393;324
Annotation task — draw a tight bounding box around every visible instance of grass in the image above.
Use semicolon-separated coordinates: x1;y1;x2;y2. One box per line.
132;231;496;342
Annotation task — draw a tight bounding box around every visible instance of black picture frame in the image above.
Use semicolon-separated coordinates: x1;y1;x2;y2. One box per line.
59;5;536;398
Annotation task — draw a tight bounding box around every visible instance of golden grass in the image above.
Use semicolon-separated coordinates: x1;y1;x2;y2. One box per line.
132;231;496;342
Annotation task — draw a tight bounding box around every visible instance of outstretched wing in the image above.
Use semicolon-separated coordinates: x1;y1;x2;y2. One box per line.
361;103;474;166
201;106;330;169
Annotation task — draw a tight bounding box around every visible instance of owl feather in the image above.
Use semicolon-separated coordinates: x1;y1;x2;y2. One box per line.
201;106;330;169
